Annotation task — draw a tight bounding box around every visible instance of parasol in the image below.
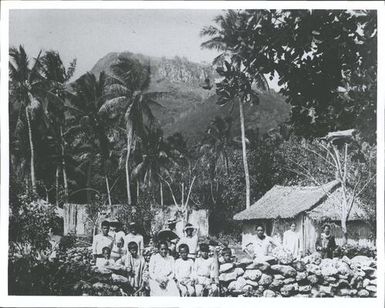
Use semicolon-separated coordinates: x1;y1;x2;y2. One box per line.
156;229;179;242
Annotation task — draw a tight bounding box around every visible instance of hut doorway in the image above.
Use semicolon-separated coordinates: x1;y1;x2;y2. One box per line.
265;220;273;236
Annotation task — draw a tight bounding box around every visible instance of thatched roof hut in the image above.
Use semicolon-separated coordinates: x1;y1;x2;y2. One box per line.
234;180;339;221
233;181;372;252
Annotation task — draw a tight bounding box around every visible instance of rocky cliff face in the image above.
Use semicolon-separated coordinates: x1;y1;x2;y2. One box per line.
90;51;290;145
91;51;215;87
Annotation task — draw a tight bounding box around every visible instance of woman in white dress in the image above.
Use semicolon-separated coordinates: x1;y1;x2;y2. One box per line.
148;241;179;296
283;222;301;259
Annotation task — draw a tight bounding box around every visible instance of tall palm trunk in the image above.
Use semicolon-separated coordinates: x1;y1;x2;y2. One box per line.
136;180;140;200
86;162;92;205
105;175;112;207
125;122;133;205
25;106;37;195
238;98;250;209
55;166;60;207
160;181;164;206
60;126;69;202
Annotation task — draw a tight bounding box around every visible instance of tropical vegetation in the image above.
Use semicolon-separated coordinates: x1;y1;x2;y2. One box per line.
9;9;376;248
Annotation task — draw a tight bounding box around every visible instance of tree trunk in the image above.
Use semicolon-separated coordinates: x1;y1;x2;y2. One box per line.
160;181;164;206
125;122;133;205
60;126;69;202
136;180;140;200
238;98;251;209
105;175;112;207
340;183;349;245
86;162;92;205
25;107;37;195
55;166;60;207
224;153;229;176
341;214;348;245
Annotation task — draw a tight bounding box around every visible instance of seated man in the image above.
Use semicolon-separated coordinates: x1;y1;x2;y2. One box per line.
117;241;147;295
194;243;219;296
174;244;195;296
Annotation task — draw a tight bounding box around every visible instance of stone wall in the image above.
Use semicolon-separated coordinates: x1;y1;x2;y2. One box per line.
218;253;377;297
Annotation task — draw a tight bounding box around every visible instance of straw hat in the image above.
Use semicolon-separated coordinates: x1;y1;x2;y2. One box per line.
184;223;195;232
167;218;177;224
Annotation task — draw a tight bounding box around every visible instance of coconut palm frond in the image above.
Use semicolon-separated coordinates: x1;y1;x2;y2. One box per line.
201;38;227;51
200;25;220;37
99;96;128;114
104;83;130;99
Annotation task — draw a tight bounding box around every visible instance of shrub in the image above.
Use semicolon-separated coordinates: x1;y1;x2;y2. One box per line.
9;192;61;251
334;243;376;259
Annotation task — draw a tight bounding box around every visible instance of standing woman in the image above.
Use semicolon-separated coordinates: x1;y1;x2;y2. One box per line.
148;241;180;296
316;224;337;259
283;222;301;259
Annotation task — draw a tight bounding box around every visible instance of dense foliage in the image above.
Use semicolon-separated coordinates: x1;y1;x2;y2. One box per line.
9;178;61;251
202;10;376;144
9;9;376;239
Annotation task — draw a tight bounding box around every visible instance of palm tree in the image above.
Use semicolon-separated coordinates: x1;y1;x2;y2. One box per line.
102;57;163;206
69;72;114;206
40;50;76;203
201;116;233;178
9;46;46;195
132;127;175;205
201;10;269;209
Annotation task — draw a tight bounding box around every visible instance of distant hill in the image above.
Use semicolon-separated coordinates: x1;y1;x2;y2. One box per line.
91;51;290;145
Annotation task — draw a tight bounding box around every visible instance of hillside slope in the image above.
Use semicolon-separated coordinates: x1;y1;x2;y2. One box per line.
91;51;290;144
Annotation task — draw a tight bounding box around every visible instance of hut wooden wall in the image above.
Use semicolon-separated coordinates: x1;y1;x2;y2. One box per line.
303;215;318;253
63;203;209;238
63;203;92;236
310;219;374;247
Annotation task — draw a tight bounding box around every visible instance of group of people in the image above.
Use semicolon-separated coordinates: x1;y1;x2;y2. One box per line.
91;219;338;297
91;218;220;296
244;223;337;259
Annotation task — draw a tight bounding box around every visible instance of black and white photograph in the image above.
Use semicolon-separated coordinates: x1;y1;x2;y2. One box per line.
1;1;384;305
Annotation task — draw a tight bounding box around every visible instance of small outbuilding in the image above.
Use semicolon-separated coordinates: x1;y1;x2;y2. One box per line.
233;180;373;253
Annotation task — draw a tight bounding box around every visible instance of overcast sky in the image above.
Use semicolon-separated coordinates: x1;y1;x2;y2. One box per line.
9;9;222;80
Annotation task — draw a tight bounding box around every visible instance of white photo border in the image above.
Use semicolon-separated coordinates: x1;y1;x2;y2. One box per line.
1;1;384;308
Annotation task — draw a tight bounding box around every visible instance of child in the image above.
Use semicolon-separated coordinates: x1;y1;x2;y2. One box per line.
148;241;179;296
141;249;152;296
218;247;234;296
221;247;234;264
124;222;144;256
92;220;114;264
194;243;219;296
174;244;195;296
176;223;198;259
96;246;116;268
117;241;146;295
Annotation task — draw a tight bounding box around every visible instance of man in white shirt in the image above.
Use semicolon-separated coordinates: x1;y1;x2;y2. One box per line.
124;222;144;256
247;225;279;258
92;220;114;263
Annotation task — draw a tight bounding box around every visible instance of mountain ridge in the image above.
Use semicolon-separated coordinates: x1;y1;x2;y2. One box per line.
91;51;290;145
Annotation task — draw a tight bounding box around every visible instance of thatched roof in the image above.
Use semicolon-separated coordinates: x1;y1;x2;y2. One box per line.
307;187;368;221
234;181;340;221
